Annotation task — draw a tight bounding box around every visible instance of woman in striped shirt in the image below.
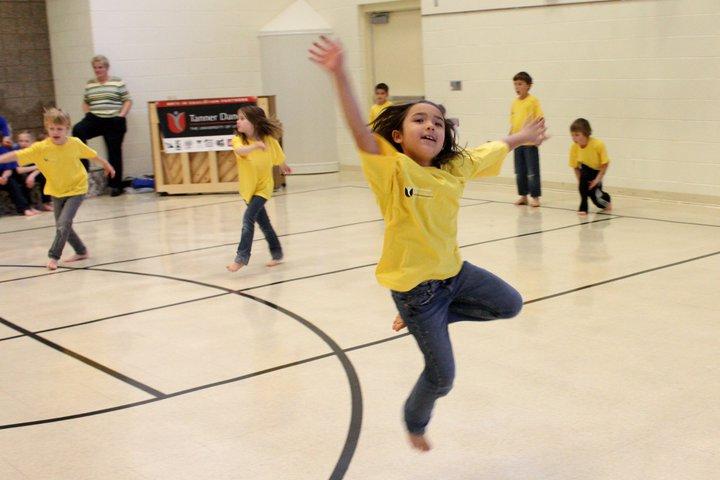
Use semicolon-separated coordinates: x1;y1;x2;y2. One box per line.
72;55;132;196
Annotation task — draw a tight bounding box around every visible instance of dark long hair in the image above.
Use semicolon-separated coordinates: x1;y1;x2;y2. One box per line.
236;104;283;144
370;100;466;168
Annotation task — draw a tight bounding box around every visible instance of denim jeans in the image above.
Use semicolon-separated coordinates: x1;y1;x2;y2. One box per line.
514;146;541;197
49;195;86;260
235;195;283;265
391;262;523;435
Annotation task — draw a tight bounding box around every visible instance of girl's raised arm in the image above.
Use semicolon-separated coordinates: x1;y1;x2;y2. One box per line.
309;36;379;154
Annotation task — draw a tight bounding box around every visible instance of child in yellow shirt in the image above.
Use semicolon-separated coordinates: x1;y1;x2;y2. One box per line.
310;36;547;452
226;105;291;272
368;82;393;124
569;118;612;215
510;71;544;207
0;108;115;270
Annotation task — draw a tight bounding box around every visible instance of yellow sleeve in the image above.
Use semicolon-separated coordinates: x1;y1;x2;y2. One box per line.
597;140;610;165
231;136;247;158
16;142;43;166
446;141;509;179
72;137;98;159
267;137;285;166
534;97;544;119
568;144;578;168
368;105;377;124
358;133;402;193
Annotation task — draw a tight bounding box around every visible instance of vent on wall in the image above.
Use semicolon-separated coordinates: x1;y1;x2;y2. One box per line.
371;12;389;24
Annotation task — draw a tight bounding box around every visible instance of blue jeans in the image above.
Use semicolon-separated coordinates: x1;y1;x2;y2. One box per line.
235;195;283;265
514;146;541;197
391;262;523;435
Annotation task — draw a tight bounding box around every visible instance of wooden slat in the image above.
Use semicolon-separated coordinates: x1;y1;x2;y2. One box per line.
180;153;191;185
208;150;220;183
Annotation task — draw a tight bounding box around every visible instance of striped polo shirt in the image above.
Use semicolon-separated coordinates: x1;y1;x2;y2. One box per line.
83;77;131;118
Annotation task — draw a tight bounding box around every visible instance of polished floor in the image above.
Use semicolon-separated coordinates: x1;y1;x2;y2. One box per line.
0;173;718;480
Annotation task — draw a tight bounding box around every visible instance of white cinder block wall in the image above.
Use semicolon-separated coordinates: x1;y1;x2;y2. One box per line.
48;0;720;199
421;0;720;197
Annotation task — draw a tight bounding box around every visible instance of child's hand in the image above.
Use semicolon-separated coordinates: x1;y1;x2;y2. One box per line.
104;163;116;178
26;176;35;189
520;117;548;146
280;163;292;175
588;178;600;190
255;141;267;151
309;36;345;75
0;176;7;186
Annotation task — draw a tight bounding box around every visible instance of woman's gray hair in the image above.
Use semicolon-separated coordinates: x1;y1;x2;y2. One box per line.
91;55;109;67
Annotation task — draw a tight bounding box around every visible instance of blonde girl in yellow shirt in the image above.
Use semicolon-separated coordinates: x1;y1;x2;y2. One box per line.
310;36;547;451
226;105;291;272
0;108;115;270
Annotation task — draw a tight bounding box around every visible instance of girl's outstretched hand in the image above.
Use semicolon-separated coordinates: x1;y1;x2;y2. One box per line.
521;117;549;146
308;36;344;74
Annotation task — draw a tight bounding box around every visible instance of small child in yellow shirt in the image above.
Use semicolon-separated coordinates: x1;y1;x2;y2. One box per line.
226;105;291;273
510;71;544;207
14;131;53;212
368;82;393;125
569;118;612;215
0;108;115;270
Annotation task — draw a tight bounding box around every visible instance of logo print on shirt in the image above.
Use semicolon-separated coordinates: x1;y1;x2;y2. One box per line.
404;186;414;198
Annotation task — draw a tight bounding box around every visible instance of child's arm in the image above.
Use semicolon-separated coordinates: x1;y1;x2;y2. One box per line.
502;117;547;151
16;165;37;174
309;36;378;154
0;150;18;164
89;156;116;178
589;163;609;189
234;142;265;156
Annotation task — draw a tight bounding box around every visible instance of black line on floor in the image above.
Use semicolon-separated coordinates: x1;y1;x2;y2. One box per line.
0;185;352;236
0;316;166;398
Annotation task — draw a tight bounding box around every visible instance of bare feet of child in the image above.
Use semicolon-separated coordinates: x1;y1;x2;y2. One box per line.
226;261;245;272
64;253;89;263
578;211;588;217
408;433;432;452
392;314;406;332
24;208;40;217
514;196;528;206
266;259;282;267
529;197;540;207
47;259;58;270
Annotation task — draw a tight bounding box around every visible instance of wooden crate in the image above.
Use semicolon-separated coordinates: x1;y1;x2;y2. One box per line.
148;96;275;194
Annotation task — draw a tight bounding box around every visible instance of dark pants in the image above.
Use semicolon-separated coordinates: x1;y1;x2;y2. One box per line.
578;164;611;212
0;172;31;213
234;195;283;265
514;146;541;197
49;195;86;260
391;262;523;435
72;113;126;189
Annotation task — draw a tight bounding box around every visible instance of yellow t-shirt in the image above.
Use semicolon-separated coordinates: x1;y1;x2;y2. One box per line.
359;134;509;292
510;94;543;139
368;101;393;124
569;137;610;170
16;137;96;197
231;135;285;203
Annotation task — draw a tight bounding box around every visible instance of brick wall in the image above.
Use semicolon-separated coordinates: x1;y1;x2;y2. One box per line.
0;0;55;138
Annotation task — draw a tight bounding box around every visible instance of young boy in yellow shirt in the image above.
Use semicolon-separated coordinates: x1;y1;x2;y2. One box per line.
0;108;115;270
569;118;612;215
510;71;544;207
368;82;393;124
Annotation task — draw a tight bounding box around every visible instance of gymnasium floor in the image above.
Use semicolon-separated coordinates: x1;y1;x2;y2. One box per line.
0;172;718;479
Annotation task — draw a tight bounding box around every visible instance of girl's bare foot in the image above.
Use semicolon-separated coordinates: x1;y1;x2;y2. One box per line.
529;197;540;207
266;259;282;267
408;433;432;452
392;314;406;332
514;196;528;206
578;211;588;216
64;253;89;263
47;259;58;270
23;209;40;217
226;261;245;272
